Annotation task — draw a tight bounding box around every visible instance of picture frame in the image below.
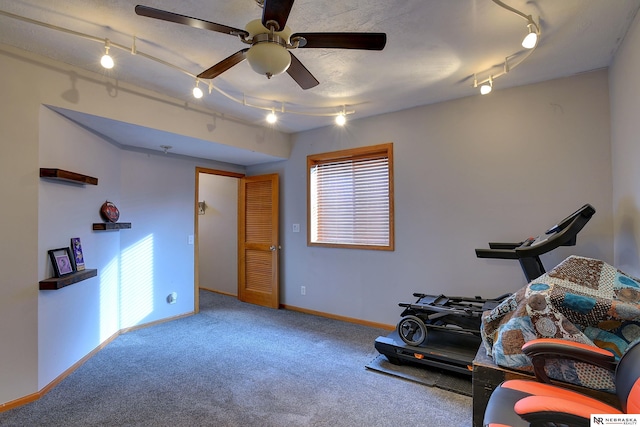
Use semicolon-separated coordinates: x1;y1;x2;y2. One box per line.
70;237;85;271
48;247;75;277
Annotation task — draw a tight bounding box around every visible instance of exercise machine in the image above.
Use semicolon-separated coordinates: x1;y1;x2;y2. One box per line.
374;203;596;375
375;293;509;375
396;293;510;347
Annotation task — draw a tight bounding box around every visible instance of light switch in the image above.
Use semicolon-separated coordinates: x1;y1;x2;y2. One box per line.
292;224;300;233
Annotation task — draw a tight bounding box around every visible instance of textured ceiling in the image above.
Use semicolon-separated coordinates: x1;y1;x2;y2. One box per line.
1;0;639;164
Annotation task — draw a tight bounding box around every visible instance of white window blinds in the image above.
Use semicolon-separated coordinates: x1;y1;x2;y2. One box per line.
308;144;393;250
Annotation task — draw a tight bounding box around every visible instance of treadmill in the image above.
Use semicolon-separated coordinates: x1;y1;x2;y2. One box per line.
374;203;596;375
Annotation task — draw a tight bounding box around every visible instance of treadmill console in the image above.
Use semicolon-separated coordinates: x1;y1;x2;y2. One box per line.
521;203;595;253
545;204;595;235
475;204;595;282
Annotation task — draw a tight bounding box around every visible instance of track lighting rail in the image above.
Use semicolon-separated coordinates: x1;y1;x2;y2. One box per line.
0;8;350;124
471;0;541;95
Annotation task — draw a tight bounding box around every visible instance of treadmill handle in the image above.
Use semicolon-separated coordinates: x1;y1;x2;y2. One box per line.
475;248;519;260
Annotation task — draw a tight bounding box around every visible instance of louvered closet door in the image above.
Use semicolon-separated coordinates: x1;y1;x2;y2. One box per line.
238;174;279;308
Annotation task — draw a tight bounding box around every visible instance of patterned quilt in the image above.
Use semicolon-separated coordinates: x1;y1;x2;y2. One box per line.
481;255;640;391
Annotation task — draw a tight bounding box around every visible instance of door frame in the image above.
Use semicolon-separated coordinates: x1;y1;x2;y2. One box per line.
194;167;244;313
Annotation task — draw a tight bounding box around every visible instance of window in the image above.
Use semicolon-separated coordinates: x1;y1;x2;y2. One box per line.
307;143;394;250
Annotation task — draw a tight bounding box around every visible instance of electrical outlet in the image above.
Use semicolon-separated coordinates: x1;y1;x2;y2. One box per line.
301;286;306;295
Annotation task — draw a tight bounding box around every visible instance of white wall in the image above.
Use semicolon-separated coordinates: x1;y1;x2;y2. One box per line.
198;173;238;295
38;106;122;387
0;43;285;406
250;70;614;326
118;150;200;326
0;46;40;407
610;9;640;276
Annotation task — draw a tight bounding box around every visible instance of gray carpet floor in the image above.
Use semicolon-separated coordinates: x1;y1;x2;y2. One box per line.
0;291;472;426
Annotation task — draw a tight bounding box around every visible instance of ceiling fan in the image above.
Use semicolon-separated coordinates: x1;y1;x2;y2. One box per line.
135;0;387;90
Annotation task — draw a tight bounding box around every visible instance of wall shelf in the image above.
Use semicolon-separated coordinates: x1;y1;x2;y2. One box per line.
92;222;132;231
39;268;97;290
40;168;98;185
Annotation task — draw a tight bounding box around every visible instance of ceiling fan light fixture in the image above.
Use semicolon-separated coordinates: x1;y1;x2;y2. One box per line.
100;39;114;69
335;113;346;126
245;19;292;78
247;43;291;78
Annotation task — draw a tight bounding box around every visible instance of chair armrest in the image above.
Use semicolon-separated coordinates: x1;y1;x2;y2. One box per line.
514;395;621;426
522;338;617;383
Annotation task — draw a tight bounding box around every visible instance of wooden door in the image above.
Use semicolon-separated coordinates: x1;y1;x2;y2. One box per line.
238;174;279;308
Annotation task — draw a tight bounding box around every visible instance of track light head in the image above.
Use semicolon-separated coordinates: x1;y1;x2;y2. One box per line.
522;23;538;49
192;80;204;99
100;40;114;69
480;77;493;95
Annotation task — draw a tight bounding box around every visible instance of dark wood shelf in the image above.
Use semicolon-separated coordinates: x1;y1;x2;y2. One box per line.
39;268;97;290
93;222;132;231
40;168;98;185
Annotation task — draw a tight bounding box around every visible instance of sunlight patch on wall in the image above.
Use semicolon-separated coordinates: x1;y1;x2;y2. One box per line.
120;234;154;327
99;256;120;342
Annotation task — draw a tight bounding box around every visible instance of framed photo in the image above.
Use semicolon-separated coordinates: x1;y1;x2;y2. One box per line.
70;237;85;271
48;247;75;277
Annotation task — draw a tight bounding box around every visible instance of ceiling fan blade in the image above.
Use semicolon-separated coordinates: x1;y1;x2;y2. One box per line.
197;49;249;80
286;52;319;90
293;32;387;50
135;5;249;37
262;0;295;31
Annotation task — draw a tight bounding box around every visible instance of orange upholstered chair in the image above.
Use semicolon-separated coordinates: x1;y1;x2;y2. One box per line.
482;338;640;427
